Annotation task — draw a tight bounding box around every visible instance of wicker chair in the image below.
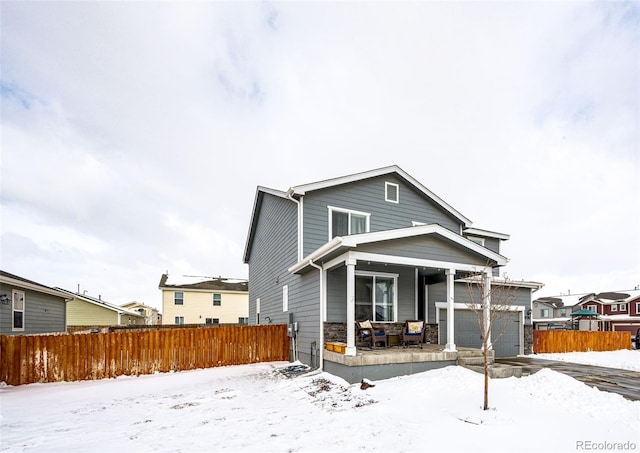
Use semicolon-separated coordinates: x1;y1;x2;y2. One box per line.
356;320;387;348
402;320;425;348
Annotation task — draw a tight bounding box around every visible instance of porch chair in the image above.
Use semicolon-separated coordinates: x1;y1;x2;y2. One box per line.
356;320;388;348
402;320;425;348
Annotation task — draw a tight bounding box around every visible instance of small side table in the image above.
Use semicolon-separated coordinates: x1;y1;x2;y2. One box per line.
387;334;400;347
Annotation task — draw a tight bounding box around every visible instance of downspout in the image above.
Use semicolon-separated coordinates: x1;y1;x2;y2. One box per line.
308;260;324;371
286;189;303;262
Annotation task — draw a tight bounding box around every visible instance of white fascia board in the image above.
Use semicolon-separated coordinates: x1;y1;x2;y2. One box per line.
289;165;472;227
463;227;510;241
343;224;508;266
435;301;524;312
456;276;544;290
351;252;491;273
287;237;344;273
0;276;72;300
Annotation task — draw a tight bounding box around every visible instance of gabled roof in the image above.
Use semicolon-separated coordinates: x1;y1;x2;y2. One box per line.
158;274;248;293
0;270;72;300
244;166;477;263
55;288;145;317
289;165;472;226
289;224;509;274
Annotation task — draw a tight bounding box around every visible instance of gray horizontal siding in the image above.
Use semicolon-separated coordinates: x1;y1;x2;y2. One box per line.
326;263;416;323
428;281;532;326
302;175;462;256
0;283;66;335
357;235;491;267
247;193;298;326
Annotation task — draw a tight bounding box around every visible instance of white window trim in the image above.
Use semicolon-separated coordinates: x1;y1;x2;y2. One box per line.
12;290;25;332
619;303;626;312
282;285;289;312
587;305;597;313
355;270;398;322
611;304;617;312
327;206;371;239
636;302;640;314
385;181;399;203
174;291;184;305
175;316;184;325
213;293;221;306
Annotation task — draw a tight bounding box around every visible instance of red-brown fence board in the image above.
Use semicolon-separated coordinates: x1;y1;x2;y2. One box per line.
533;330;631;353
0;325;290;386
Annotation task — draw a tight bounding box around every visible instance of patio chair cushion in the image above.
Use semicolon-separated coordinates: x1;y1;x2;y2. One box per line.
359;320;373;329
407;321;423;334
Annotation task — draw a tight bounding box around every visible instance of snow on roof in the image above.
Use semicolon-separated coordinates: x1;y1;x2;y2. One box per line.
165;275;215;286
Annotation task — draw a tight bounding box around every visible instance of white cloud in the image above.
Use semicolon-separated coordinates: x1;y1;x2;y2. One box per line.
1;1;638;308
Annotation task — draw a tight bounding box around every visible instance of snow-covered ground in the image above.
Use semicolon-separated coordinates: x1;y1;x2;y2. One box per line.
1;351;639;452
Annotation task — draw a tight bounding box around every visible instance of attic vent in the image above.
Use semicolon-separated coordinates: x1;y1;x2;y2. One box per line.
385;182;399;203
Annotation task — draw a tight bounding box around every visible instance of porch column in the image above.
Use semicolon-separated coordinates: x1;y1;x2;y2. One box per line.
444;268;456;352
483;270;492;351
345;257;357;356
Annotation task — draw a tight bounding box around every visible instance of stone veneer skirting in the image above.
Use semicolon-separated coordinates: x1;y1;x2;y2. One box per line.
324;322;439;348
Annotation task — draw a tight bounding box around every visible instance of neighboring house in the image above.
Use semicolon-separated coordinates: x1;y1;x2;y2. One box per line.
57;289;146;327
159;274;249;325
576;290;640;334
532;289;640;334
531;293;585;330
120;302;162;325
243;165;543;376
0;270;71;335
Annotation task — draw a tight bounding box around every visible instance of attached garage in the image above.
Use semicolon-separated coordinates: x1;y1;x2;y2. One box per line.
438;307;523;357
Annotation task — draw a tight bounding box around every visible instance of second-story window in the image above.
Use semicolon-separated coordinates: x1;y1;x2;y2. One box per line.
328;206;370;239
174;292;184;305
619;303;626;312
540;308;549;318
213;293;221;306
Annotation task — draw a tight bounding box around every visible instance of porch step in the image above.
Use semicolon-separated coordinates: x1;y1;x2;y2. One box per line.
461;363;523;379
457;356;490;367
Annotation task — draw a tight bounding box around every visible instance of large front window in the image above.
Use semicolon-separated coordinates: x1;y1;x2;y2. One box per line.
355;273;396;322
329;206;370;239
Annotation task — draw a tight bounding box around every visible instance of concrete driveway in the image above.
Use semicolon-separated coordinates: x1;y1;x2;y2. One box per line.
495;356;640;401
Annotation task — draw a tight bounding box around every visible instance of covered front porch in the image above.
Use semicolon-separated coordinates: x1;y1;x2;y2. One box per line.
289;225;506;360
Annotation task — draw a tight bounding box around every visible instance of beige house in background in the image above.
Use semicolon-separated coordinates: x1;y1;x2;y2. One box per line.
159;274;248;325
120;301;162;325
57;288;146;327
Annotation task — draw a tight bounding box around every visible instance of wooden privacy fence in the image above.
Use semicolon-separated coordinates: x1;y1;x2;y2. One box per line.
533;330;631;353
0;325;290;386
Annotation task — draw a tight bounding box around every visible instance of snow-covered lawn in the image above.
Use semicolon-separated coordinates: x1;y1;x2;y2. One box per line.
1;351;639;452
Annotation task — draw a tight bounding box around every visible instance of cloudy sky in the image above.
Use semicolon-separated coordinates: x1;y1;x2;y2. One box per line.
1;1;638;311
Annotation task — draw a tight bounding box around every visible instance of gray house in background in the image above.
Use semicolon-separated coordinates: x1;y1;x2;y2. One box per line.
0;270;70;335
243;166;542;376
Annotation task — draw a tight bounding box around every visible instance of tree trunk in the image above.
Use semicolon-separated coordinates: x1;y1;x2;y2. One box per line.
483;340;489;410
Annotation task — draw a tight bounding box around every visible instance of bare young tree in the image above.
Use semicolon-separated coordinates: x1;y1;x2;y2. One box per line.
464;269;520;410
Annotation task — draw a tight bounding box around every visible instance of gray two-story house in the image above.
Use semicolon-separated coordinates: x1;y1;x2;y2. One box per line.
243;166;542;381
